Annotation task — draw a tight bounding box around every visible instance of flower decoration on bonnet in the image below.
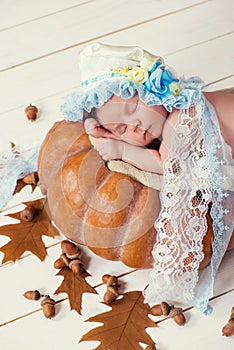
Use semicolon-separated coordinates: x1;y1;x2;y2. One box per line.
61;43;203;122
112;59;181;98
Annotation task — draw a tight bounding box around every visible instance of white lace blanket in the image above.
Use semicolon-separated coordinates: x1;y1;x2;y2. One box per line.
144;97;234;314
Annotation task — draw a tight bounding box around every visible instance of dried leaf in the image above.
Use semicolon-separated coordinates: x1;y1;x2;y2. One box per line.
54;267;97;314
0;199;56;263
80;291;157;350
13;179;37;195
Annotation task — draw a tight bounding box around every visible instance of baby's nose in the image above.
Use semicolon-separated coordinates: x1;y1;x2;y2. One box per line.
130;119;141;132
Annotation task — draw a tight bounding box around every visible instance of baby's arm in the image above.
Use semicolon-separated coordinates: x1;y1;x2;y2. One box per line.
96;138;164;174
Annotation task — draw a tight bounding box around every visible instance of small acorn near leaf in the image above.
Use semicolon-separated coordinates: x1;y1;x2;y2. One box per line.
25;104;38;121
23;290;41;301
102;274;120;305
222;306;234;337
61;239;81;259
169;307;186;326
41;296;56;319
149;301;171;317
20;205;36;222
54;240;84;276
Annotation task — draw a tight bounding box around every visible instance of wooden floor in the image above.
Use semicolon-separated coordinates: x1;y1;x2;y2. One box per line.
0;0;234;349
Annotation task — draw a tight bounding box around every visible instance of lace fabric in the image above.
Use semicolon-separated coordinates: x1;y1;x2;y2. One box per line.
0;143;39;210
144;96;234;314
61;76;204;121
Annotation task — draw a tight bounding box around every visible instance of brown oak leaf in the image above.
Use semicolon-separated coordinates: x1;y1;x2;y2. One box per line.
13;179;37;195
54;267;97;314
0;199;56;263
80;291;157;350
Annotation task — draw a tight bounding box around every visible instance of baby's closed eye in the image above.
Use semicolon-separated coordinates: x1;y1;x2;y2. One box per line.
104;123;127;136
114;124;127;135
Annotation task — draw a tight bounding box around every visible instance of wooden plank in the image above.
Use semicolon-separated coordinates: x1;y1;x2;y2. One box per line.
105;0;234;59
0;0;93;31
204;75;234;90
0;0;209;71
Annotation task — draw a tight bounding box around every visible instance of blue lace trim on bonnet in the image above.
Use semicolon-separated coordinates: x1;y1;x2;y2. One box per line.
60;76;204;121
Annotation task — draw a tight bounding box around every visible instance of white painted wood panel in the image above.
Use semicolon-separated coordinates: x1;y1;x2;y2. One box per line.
0;0;209;71
101;0;234;57
0;0;94;31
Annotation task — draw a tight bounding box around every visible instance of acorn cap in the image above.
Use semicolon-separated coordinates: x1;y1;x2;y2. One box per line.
40;297;55;307
160;301;171;316
169;307;183;318
25;104;38;113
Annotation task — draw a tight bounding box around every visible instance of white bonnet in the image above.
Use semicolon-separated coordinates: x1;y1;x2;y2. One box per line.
61;42;204;121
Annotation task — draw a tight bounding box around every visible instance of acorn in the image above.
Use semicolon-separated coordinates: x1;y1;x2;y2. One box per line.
102;274;119;287
161;301;171;316
222;306;234;337
22;172;39;185
102;274;112;284
40;296;56;319
20;205;35;222
53;254;68;269
169;307;186;326
102;274;120;305
60;240;80;259
149;301;171;317
23;290;41;301
69;259;83;275
149;304;163;316
103;290;119;305
222;319;234;337
25;104;38;121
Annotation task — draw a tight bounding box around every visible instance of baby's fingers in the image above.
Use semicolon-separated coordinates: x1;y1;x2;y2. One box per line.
84;118;100;134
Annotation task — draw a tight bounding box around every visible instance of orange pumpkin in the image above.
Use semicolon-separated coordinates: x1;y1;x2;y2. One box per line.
38;120;226;268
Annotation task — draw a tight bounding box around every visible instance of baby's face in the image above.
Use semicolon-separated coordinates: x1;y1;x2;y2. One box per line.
95;94;168;146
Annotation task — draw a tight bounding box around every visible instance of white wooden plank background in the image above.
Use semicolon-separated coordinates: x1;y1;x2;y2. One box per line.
0;0;233;349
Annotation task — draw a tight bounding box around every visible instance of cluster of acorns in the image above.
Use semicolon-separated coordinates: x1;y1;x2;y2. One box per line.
53;240;84;275
54;241;121;305
102;274;120;305
23;290;56;319
149;301;186;326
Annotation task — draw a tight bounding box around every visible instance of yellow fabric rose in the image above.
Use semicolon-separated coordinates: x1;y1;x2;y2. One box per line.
120;66;131;76
169;81;181;96
127;66;148;84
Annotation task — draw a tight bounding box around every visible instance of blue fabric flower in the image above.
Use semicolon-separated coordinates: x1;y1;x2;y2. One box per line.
144;62;179;98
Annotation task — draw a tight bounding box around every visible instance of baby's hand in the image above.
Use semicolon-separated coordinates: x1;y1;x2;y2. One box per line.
96;138;125;161
84;118;113;139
